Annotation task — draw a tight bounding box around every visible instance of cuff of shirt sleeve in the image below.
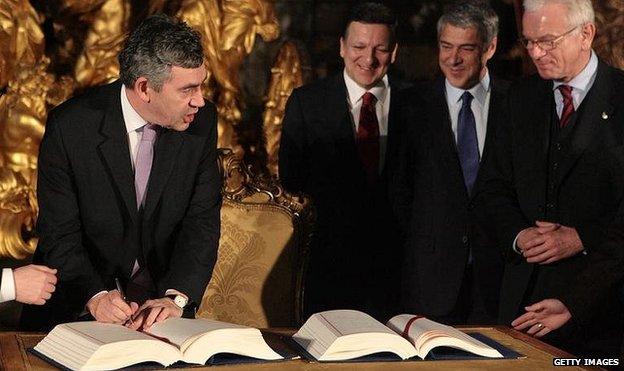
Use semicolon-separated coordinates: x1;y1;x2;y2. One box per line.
0;268;16;303
512;233;522;254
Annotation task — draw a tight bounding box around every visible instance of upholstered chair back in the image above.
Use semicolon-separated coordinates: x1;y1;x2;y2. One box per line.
196;149;313;327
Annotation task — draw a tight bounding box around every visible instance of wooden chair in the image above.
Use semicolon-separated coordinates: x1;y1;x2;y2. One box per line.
195;149;314;327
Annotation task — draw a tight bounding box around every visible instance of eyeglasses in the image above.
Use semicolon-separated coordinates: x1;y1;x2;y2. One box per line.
518;26;579;51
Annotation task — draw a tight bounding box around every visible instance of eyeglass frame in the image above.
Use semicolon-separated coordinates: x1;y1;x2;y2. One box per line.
518;25;580;51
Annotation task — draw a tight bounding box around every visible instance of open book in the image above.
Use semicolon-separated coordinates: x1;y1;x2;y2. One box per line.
292;310;504;361
33;318;283;370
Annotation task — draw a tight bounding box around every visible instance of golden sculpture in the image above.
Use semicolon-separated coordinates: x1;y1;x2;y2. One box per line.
73;0;130;88
0;0;45;89
0;167;38;259
263;41;303;176
177;0;279;151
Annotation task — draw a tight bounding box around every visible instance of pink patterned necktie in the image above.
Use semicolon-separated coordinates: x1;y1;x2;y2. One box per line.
134;124;158;208
558;85;574;127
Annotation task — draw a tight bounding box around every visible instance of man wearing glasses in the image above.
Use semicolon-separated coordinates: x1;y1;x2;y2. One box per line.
478;0;624;359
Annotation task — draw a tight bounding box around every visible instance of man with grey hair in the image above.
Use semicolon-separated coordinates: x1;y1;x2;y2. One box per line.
479;0;624;358
391;0;507;324
21;14;222;331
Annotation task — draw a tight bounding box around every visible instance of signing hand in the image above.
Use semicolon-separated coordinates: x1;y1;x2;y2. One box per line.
522;221;583;264
87;290;138;324
13;265;57;305
126;297;182;331
511;299;572;337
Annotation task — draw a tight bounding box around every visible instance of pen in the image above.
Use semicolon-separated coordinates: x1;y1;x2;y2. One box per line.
115;277;134;325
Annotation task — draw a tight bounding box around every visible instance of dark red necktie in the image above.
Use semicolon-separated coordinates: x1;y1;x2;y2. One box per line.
558;85;574;127
357;92;380;186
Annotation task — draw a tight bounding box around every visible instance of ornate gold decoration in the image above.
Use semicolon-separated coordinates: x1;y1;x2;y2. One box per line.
73;0;130;88
262;41;303;176
0;167;38;259
593;0;624;70
0;0;45;88
177;0;279;151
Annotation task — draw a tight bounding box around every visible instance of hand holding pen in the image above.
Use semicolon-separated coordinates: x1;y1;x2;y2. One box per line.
115;278;138;326
85;282;138;325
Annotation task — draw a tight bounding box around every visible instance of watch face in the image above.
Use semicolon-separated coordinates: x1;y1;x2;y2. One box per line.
174;295;188;308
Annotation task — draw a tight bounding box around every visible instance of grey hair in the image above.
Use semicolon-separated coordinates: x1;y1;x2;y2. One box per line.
118;14;204;91
437;0;499;46
523;0;595;27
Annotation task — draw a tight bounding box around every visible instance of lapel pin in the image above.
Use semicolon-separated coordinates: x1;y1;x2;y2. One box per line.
601;112;609;120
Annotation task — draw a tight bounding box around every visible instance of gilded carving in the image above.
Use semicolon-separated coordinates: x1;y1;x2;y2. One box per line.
0;167;38;259
178;0;279;151
73;0;130;88
263;41;303;176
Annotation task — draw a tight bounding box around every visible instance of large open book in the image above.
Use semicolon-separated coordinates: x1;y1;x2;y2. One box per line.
33;318;283;370
292;310;505;361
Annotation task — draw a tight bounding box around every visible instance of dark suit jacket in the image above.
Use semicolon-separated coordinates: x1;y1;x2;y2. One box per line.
278;73;410;317
478;61;624;356
21;81;222;330
390;76;508;321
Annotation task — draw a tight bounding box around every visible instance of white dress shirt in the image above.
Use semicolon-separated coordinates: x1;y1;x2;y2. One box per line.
553;50;598;118
343;70;391;173
445;71;491;156
0;268;16;303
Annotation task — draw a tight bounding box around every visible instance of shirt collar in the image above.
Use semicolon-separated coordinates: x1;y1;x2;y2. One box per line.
552;50;598;93
445;70;491;106
343;69;389;107
121;84;148;134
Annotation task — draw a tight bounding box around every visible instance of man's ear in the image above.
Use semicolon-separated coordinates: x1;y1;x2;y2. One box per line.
390;42;399;64
484;36;498;63
133;77;151;103
580;22;596;51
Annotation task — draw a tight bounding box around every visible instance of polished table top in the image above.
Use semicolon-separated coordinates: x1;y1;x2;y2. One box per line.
0;326;604;370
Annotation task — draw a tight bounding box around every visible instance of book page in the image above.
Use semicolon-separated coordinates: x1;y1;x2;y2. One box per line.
294;310;417;361
147;317;251;349
387;314;502;358
313;310;397;336
64;321;160;344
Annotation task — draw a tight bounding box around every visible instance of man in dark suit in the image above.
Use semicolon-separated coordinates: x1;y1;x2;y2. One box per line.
391;0;506;325
21;14;221;331
279;2;408;318
479;0;624;358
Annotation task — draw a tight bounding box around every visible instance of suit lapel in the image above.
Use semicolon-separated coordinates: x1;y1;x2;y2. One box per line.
430;78;469;198
327;74;356;149
556;62;615;185
143;129;184;220
97;86;138;224
473;78;505;194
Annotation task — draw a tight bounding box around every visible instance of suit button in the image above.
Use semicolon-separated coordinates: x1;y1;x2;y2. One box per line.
553;162;559;170
555;143;562;151
462;235;469;244
547;203;554;209
467;202;475;210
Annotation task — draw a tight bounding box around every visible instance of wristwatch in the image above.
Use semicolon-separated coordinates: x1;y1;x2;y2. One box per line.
165;294;188;309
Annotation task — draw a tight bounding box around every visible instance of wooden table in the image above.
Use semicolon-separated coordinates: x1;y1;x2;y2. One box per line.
0;326;604;370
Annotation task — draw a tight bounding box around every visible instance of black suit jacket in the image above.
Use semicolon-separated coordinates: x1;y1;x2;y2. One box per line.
278;73;410;316
391;76;508;320
21;81;222;330
479;61;624;356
